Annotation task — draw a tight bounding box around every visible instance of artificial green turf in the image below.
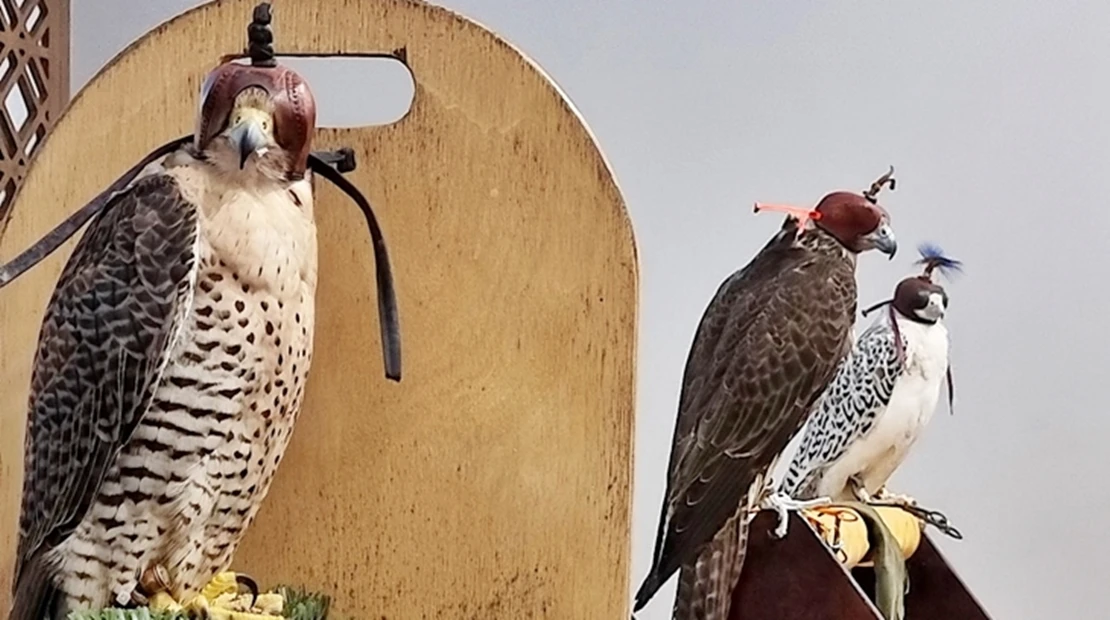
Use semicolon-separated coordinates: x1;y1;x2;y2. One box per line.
65;586;333;620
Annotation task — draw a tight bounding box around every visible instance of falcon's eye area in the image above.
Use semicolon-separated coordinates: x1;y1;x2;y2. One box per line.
229;112;271;134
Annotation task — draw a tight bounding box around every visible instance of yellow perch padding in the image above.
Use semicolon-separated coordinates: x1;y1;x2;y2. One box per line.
801;505;923;569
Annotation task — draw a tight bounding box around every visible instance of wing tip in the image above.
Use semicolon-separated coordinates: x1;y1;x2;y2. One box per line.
9;551;62;620
632;572;662;612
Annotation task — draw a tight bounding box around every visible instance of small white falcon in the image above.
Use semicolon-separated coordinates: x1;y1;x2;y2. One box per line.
779;243;960;505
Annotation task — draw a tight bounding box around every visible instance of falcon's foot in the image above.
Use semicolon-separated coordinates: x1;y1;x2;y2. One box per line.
760;492;832;538
201;571;285;618
850;481;919;509
134;564;179;611
136;567;284;618
146;591;184;613
872;486;918;507
848;475;875;503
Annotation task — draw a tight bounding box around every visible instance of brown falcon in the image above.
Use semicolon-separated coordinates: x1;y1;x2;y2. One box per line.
5;6;400;619
632;182;898;620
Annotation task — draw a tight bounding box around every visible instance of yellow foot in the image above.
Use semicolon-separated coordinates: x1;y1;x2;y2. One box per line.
144;587;209;615
198;571;285;619
183;594;211;615
139;569;283;619
139;564;183;612
201;571;243;602
147;591;185;613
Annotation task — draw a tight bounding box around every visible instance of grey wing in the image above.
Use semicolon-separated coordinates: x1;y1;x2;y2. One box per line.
780;318;903;499
12;173;198;600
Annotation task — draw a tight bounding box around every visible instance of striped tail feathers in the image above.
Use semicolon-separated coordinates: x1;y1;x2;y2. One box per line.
672;506;750;620
8;550;62;620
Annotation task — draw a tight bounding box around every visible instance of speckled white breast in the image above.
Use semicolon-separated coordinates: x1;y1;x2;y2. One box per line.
818;317;949;500
55;162;318;611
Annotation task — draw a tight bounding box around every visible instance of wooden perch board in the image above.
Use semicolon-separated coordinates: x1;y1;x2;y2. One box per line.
729;511;992;619
730;512;883;619
0;1;638;618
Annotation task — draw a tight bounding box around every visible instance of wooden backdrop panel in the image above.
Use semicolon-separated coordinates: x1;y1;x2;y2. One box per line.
0;1;638;618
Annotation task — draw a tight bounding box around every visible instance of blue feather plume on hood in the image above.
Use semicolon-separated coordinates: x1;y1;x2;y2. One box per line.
915;242;963;279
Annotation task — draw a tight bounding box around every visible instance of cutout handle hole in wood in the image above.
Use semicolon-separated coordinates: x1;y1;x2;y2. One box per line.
275;56;415;128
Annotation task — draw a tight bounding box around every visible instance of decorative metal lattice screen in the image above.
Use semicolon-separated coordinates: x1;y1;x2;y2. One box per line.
0;0;68;223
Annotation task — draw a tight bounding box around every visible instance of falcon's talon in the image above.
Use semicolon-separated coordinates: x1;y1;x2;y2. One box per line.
848;476;873;503
148;591;184;612
253;592;286;615
235;572;260;607
874;489;919;507
188;571;284;617
129;590;150;608
761;492;831;538
182;593;215;619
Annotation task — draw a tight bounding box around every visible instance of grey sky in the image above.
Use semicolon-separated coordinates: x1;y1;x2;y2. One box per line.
75;1;1110;618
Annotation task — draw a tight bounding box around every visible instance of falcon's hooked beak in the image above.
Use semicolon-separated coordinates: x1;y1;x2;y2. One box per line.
917;291;947;322
863;222;898;259
225;105;274;169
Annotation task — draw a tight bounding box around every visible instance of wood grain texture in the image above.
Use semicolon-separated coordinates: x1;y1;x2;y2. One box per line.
0;1;638;618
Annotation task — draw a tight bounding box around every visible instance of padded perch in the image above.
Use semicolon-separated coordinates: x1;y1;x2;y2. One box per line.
0;1;637;618
729;511;992;619
802;504;923;568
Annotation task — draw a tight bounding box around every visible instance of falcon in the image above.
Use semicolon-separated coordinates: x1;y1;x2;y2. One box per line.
780;243;960;506
4;6;401;619
633;173;898;620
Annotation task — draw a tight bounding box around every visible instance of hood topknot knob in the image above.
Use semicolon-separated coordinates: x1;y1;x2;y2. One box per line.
247;2;276;67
